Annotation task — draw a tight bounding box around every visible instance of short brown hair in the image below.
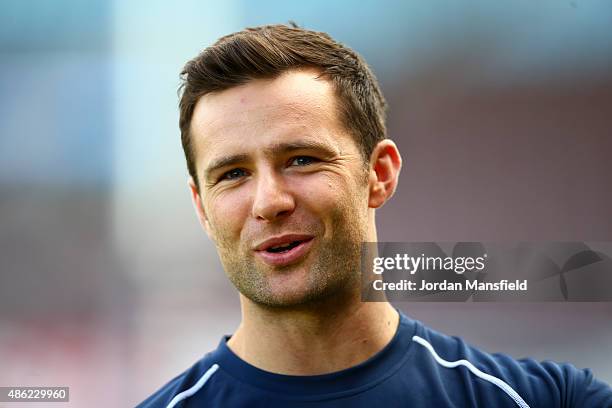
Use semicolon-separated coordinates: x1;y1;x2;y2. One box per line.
179;23;388;188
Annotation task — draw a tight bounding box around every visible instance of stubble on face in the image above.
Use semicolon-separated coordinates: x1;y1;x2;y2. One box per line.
210;177;369;309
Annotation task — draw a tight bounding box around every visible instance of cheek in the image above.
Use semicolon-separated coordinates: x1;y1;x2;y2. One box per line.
205;188;251;238
293;172;363;215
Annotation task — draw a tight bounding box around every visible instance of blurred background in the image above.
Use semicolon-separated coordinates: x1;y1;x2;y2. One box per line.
1;0;611;406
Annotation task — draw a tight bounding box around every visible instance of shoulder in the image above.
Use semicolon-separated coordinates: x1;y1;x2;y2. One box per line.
135;353;222;408
407;320;612;408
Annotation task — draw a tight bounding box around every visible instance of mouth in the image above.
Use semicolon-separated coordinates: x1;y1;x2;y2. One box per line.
254;235;314;267
265;240;303;253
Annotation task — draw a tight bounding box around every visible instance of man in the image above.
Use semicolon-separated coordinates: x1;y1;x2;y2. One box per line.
137;24;611;407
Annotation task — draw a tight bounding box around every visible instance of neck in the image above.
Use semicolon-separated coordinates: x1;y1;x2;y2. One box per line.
226;292;399;375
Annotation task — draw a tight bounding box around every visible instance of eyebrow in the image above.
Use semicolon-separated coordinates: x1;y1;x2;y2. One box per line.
203;140;338;180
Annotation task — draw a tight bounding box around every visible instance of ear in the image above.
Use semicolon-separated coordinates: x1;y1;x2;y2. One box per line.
368;139;402;209
189;177;213;237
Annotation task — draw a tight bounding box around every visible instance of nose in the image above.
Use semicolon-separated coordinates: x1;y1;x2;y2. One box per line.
251;170;296;221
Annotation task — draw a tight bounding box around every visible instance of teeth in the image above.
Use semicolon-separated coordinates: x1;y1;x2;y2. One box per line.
270;242;293;250
266;241;303;253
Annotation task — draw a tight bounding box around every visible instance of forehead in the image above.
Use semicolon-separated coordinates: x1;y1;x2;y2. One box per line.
189;69;351;168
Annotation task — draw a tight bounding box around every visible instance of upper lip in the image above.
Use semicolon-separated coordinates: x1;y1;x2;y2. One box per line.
254;234;314;251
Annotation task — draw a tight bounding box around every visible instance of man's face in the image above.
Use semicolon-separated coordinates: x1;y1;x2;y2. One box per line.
189;69;371;307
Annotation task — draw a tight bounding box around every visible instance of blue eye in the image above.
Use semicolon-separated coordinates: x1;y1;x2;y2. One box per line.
291;156;317;166
221;168;247;180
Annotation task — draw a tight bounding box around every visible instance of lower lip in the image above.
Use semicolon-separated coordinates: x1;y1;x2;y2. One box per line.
255;238;314;267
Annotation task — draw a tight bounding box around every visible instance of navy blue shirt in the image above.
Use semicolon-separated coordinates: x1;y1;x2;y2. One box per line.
137;313;612;407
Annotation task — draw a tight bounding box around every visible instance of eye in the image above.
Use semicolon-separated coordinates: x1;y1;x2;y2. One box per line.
220;168;247;181
290;156;318;166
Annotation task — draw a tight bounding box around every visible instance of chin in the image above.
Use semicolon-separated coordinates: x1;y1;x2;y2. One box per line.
254;277;348;309
261;282;320;307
